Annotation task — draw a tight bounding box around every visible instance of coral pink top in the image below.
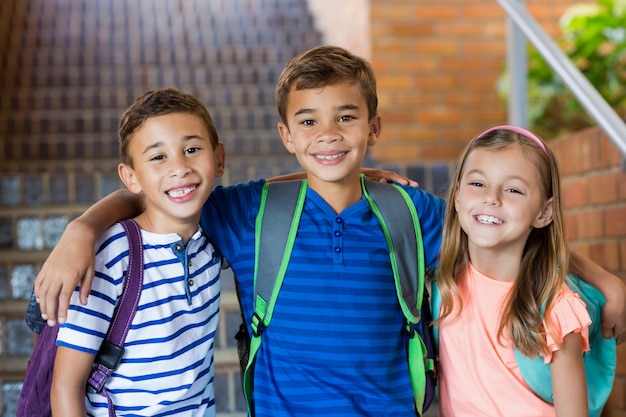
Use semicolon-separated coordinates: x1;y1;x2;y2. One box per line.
438;263;591;417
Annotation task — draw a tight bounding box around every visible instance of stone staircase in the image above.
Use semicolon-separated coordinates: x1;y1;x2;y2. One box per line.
0;0;321;415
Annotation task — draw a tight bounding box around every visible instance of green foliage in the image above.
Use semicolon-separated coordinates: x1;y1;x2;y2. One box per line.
498;0;626;139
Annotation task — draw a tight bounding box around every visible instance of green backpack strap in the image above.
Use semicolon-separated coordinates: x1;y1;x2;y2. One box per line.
242;180;307;415
362;177;428;416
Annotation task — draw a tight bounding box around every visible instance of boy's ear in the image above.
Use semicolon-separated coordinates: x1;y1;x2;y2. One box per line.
118;163;143;194
533;197;554;228
277;121;295;154
214;142;226;177
367;113;382;146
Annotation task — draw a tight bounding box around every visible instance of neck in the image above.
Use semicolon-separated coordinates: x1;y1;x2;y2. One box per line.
307;174;363;213
468;246;523;282
134;212;199;245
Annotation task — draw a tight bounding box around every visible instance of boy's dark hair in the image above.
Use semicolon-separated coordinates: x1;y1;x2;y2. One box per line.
275;45;378;125
118;87;219;167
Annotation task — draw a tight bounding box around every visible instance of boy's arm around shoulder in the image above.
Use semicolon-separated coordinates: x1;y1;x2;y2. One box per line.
570;251;626;344
35;189;144;326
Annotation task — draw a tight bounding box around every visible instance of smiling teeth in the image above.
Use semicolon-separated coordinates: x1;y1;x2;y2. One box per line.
476;215;503;225
316;152;346;160
168;186;196;197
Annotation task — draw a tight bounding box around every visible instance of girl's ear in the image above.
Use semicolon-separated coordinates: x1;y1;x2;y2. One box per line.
118;163;143;194
533;197;554;228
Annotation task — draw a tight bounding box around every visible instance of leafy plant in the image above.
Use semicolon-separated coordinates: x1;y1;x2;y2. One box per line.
498;0;626;139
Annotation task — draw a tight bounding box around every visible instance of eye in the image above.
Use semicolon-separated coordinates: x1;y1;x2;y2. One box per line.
185;146;200;155
338;115;356;122
150;154;165;161
468;181;484;188
299;119;316;127
505;188;523;194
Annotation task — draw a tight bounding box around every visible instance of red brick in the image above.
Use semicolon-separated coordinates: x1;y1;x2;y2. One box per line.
561;177;588;209
589;172;618;204
589;241;621;271
606;206;626;237
619;172;626;200
576;208;605;239
412;5;459;20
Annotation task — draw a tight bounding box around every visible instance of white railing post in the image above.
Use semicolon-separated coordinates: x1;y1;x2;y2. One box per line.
506;0;528;128
497;0;626;160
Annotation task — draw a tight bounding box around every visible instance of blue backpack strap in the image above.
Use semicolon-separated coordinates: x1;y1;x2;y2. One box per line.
515;274;616;417
242;180;307;416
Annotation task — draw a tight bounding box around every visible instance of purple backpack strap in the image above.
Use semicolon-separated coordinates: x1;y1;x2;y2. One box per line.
87;219;144;416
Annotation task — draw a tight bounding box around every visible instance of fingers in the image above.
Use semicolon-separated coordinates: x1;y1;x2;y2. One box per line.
78;266;94;306
602;323;626;345
44;286;59;327
613;324;626;345
56;287;74;325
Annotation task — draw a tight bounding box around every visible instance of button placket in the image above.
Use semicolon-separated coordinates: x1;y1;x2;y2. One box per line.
333;217;344;263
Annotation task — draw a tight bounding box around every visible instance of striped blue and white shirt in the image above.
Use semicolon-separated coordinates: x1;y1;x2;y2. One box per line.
201;180;445;417
57;222;221;417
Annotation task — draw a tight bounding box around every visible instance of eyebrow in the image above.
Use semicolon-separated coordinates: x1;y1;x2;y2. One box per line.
293;104;361;117
141;135;204;155
465;168;532;184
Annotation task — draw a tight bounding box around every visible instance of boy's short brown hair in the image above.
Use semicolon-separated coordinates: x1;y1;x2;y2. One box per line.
275;45;378;125
118;88;219;167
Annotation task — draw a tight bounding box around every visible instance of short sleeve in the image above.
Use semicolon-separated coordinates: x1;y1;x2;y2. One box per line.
542;284;592;363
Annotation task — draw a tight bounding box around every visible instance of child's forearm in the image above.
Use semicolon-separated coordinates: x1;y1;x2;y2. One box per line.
75;188;145;233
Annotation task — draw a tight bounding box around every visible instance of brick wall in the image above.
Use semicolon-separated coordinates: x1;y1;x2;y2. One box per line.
368;0;584;163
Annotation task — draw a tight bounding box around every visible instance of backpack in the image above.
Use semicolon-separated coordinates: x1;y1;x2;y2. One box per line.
431;273;616;417
234;178;437;417
17;219;145;417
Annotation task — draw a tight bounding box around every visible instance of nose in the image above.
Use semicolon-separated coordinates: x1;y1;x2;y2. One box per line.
169;155;191;177
316;123;341;143
483;188;500;206
482;189;500;206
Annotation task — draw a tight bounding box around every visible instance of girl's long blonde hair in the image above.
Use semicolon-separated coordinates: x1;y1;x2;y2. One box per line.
436;127;569;357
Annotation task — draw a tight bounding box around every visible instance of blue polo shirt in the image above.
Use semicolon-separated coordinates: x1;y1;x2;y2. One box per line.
201;180;445;417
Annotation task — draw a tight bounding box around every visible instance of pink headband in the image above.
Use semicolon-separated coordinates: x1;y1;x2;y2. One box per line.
472;125;548;155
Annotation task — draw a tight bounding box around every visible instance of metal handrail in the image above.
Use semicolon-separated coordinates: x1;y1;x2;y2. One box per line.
498;0;626;158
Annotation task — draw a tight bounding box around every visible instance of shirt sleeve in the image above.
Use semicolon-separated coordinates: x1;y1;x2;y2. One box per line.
201;179;264;262
542;284;592;363
57;224;127;354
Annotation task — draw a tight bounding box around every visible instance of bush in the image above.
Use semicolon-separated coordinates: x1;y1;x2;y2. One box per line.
498;0;626;139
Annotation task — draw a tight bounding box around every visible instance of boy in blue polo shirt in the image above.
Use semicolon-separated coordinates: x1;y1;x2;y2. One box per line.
35;46;626;416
